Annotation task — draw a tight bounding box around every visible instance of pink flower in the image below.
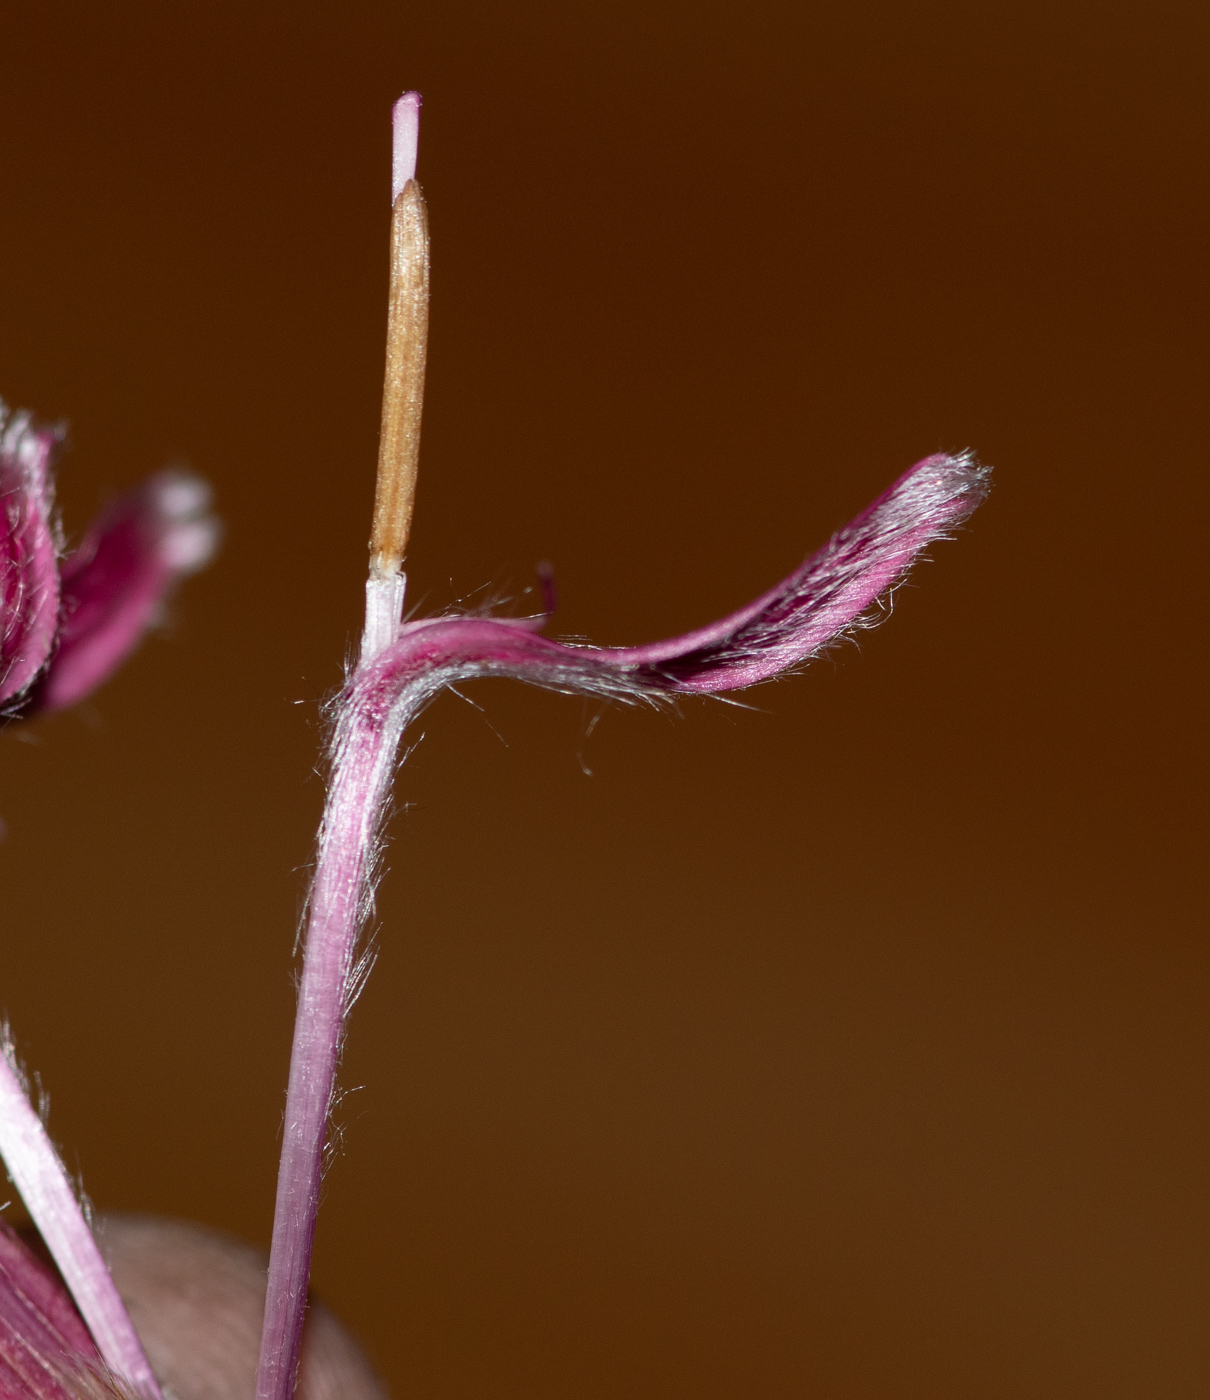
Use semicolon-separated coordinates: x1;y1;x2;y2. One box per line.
0;96;994;1400
0;1219;125;1400
0;403;218;719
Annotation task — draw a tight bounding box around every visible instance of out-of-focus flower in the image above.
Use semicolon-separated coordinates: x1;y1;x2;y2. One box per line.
0;404;218;719
0;1220;131;1400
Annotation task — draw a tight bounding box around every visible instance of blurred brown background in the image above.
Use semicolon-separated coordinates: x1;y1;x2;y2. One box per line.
0;1;1206;1395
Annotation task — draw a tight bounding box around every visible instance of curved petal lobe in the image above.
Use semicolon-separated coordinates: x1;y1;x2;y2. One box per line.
359;450;990;718
36;472;219;715
603;451;990;689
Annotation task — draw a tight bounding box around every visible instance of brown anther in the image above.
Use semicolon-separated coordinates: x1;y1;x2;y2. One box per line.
370;179;429;576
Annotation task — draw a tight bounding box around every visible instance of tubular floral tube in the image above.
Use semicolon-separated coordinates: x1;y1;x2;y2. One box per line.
256;95;990;1400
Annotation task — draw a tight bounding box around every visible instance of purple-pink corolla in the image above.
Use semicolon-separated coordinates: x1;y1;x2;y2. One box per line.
0;403;217;719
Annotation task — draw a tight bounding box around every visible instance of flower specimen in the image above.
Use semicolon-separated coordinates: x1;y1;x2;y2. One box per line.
0;92;987;1400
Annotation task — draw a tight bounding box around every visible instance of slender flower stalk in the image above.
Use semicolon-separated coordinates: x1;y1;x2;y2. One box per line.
0;1047;159;1397
257;90;990;1400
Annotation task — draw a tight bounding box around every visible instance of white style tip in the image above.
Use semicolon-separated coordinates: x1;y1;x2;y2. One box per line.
392;91;422;202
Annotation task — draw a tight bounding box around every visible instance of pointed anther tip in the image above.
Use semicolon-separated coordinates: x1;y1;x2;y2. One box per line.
391;91;422;202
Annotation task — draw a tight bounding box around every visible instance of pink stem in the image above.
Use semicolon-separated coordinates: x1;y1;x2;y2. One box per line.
0;1047;161;1397
254;681;408;1400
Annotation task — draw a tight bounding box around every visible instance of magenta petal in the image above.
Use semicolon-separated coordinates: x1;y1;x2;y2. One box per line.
362;450;989;707
0;1221;117;1399
35;472;219;715
602;451;990;690
0;409;62;707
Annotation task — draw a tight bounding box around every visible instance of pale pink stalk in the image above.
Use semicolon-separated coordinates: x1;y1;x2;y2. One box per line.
0;1046;160;1397
253;668;409;1400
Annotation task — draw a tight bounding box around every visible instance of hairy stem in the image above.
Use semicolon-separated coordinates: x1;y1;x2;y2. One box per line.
0;1049;161;1397
254;682;408;1400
